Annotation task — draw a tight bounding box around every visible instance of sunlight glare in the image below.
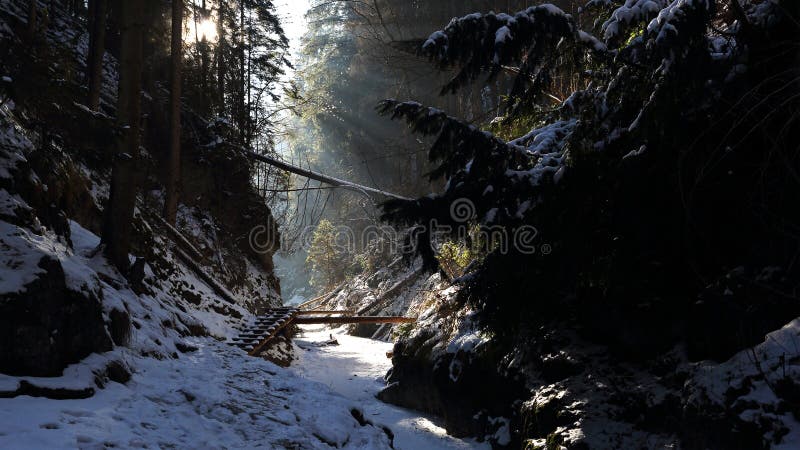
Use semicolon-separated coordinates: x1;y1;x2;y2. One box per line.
185;18;218;44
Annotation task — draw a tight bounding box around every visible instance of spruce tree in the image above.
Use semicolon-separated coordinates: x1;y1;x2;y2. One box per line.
103;0;145;272
86;0;108;110
163;0;183;225
378;1;800;333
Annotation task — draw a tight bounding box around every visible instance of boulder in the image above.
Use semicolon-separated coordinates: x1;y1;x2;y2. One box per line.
0;256;112;376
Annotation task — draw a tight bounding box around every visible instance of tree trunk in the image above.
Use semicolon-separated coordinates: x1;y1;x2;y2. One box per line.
86;0;107;110
72;0;79;15
216;2;226;116
102;0;144;273
246;20;252;146
239;0;246;144
27;0;37;38
163;0;183;224
199;1;209;115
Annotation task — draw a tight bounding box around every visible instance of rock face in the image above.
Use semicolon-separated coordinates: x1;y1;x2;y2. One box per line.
367;268;800;449
0;256;112;377
0;0;284;401
165;124;283;314
380;341;528;446
316;265;528;446
378;330;444;418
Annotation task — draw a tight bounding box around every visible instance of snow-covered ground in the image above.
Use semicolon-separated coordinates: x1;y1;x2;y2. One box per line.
291;325;489;450
0;183;394;448
0;338;393;449
0;326;491;449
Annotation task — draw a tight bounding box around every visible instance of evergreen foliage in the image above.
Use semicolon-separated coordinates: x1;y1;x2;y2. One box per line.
182;0;289;151
305;219;348;290
379;0;800;352
288;0;539;260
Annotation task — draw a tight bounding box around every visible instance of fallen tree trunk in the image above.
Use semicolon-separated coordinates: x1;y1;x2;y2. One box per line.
356;267;425;315
297;280;348;310
242;150;412;201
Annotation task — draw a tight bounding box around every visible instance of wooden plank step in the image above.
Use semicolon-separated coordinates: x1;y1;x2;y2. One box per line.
238;329;276;335
248;319;297;356
243;326;275;332
295;310;354;315
245;322;280;328
237;329;274;335
236;335;270;340
228;308;300;355
252;319;281;324
245;320;280;326
241;327;278;333
252;319;285;325
236;321;273;327
235;331;273;337
233;343;258;348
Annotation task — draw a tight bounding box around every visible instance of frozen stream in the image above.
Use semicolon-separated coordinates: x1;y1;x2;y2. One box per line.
290;325;489;450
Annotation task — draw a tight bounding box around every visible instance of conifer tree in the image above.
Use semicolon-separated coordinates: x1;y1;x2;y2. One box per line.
378;0;800;332
26;0;36;38
163;0;183;224
86;0;108;110
103;0;145;272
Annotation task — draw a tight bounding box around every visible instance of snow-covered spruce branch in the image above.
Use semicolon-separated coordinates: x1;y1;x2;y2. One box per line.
377;100;575;233
419;4;607;95
377;100;511;182
376;0;788;276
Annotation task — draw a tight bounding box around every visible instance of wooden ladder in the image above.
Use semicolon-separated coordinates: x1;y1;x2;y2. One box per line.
229;308;416;356
230;307;299;356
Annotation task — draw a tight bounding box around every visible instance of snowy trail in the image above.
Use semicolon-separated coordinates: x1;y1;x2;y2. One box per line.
290;325;489;450
0;337;396;449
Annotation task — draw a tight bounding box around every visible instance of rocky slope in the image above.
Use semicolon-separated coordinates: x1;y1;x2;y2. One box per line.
309;261;522;445
0;3;399;447
318;259;800;449
0;0;283;373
